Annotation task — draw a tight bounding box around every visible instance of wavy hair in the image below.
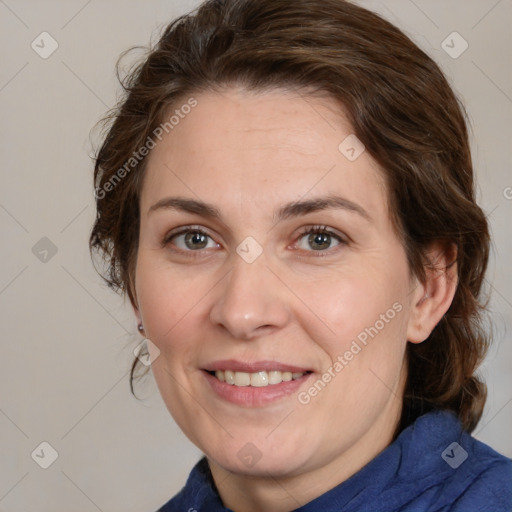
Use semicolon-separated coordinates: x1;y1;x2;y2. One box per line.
89;0;490;433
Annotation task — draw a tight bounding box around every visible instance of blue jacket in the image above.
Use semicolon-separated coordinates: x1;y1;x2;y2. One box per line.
158;410;512;511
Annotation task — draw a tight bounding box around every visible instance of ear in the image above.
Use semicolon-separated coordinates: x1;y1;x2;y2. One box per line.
407;242;458;344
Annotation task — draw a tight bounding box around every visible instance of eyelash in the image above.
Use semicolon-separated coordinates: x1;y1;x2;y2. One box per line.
295;225;347;256
162;224;347;257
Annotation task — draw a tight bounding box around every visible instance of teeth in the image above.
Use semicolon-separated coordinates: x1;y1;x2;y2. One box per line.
251;371;268;387
234;372;251;387
268;370;282;385
282;371;292;382
213;370;306;387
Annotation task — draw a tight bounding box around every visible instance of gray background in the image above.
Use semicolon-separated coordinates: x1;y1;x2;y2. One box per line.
0;1;510;511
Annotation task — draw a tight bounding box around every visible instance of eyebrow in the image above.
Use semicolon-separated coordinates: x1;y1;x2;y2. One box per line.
147;195;371;222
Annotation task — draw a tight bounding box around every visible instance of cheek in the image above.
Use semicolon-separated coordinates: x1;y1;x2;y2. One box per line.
135;257;210;431
293;261;411;399
135;255;209;356
299;268;406;338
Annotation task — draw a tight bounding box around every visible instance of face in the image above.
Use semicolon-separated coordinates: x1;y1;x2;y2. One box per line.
134;86;418;479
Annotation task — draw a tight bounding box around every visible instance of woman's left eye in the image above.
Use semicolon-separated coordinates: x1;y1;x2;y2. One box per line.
295;227;345;253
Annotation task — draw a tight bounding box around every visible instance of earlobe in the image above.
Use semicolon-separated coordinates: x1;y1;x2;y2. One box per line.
407;243;458;344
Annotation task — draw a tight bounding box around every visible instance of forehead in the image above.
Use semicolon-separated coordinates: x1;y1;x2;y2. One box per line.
140;86;389;222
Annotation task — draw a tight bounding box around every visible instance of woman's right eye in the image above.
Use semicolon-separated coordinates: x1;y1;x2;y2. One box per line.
165;228;220;252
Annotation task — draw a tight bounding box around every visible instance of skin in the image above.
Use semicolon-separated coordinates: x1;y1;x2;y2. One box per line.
133;86;457;512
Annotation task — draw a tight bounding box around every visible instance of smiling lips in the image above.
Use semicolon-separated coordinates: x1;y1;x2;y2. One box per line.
213;369;307;387
203;360;312;403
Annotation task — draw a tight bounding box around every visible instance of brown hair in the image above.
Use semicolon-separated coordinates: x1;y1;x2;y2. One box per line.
89;0;490;433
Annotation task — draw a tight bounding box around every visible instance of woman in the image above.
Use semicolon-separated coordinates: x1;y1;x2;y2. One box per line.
89;0;512;510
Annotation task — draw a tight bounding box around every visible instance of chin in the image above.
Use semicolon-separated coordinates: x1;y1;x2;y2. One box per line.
207;440;310;478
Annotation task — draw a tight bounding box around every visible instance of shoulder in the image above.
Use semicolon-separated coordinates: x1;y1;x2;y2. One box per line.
439;433;512;511
399;410;512;511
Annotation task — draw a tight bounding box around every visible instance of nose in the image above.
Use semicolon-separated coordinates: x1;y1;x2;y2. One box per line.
209;255;291;341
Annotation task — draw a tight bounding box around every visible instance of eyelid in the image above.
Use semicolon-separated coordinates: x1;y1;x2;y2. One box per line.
295;224;348;243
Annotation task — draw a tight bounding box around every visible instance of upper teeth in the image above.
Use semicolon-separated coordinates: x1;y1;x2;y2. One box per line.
214;370;305;387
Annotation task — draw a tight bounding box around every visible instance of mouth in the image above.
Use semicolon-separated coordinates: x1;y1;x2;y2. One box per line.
201;360;314;406
206;369;311;387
